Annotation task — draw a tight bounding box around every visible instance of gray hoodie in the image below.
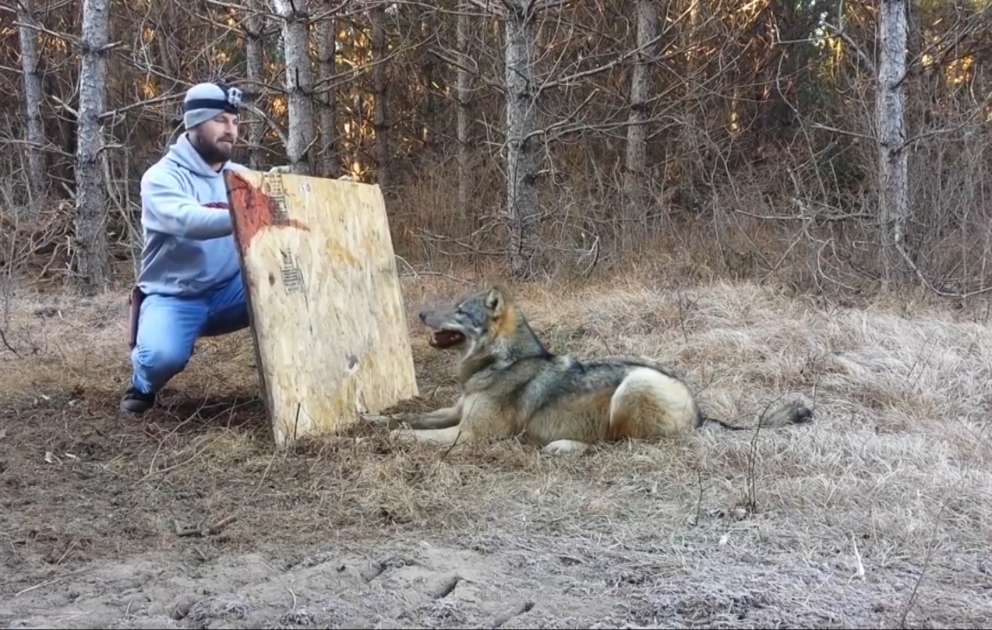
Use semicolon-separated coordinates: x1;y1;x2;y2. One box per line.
136;133;249;297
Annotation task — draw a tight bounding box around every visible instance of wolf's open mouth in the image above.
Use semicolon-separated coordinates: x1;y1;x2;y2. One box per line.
429;330;466;348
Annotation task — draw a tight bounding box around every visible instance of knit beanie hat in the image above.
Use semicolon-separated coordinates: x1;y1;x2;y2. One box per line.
182;82;244;130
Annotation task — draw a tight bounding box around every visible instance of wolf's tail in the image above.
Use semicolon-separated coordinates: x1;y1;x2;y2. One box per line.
699;399;813;431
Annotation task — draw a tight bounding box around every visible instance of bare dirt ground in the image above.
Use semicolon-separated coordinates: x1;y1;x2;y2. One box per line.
2;271;991;629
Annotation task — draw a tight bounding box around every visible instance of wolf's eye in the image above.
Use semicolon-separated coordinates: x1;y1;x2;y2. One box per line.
456;307;476;325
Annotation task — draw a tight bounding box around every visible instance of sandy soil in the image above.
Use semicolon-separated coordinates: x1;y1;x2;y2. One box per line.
1;273;991;629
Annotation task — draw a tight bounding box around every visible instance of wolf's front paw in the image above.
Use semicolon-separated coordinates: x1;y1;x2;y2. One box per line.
358;413;392;428
540;439;591;456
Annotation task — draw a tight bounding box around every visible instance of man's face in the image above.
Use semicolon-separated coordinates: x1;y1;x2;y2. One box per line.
191;112;239;164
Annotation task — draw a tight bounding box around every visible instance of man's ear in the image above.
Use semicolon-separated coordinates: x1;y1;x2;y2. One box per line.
485;285;505;317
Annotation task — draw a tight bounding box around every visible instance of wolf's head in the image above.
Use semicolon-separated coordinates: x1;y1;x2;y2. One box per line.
418;284;550;369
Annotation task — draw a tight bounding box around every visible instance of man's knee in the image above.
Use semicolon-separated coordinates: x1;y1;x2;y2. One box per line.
133;339;193;383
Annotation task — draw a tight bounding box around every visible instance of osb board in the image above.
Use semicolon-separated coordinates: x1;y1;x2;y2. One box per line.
224;170;419;445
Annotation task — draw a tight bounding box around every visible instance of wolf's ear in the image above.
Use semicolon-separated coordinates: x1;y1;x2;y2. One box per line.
485;286;505;317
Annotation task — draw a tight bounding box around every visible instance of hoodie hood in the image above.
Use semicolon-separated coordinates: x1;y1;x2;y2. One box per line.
135;132;249;297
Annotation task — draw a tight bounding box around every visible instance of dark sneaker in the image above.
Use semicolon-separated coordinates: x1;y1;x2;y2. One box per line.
120;386;156;414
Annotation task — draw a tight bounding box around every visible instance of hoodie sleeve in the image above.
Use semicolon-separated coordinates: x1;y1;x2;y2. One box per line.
140;168;233;240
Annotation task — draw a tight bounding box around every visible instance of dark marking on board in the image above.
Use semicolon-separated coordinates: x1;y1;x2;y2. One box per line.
263;177;291;222
346;354;359;371
224;171;311;250
280;249;306;294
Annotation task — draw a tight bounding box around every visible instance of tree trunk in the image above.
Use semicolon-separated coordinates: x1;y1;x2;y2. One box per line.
17;0;48;213
74;0;112;292
623;0;656;221
685;0;708;75
877;0;908;287
272;0;315;175
456;1;472;219
155;1;178;81
420;14;436;149
245;0;265;170
504;0;540;279
317;4;340;178
370;3;389;190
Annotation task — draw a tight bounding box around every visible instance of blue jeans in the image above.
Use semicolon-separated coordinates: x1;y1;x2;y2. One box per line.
130;270;250;394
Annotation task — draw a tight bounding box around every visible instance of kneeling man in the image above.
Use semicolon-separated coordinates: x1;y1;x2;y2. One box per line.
121;81;251;413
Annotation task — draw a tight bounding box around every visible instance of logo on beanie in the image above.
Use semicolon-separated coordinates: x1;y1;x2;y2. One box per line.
182;82;246;130
225;86;243;109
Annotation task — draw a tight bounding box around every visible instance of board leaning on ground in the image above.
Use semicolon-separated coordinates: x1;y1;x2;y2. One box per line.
223;169;419;445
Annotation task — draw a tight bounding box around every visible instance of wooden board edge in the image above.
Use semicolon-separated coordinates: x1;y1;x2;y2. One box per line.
223;169;281;446
366;182;421;402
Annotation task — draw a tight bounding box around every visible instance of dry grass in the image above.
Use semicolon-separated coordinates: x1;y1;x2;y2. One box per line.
1;269;991;629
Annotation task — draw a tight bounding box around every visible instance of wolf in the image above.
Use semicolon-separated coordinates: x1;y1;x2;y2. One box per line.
360;284;813;455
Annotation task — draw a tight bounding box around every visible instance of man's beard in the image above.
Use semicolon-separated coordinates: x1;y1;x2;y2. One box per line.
191;134;234;164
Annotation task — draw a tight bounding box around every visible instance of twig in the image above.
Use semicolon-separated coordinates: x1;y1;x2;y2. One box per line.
896;242;992;299
851;532;865;580
97;92;185;123
134;438;217;486
746;394;788;513
810;123;874;141
897;501;948;628
819;20;875;72
399;270;476;286
579;234;600;279
693;469;704;527
174;514;238;538
50;95;79;118
440;396;481;462
13;568;89;597
393;256;477;286
248;450;279;501
0;326;19;357
676;288;689;345
9;19;79;46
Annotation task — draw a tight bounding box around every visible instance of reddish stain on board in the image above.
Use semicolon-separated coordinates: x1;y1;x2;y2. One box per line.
224;171;310;250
